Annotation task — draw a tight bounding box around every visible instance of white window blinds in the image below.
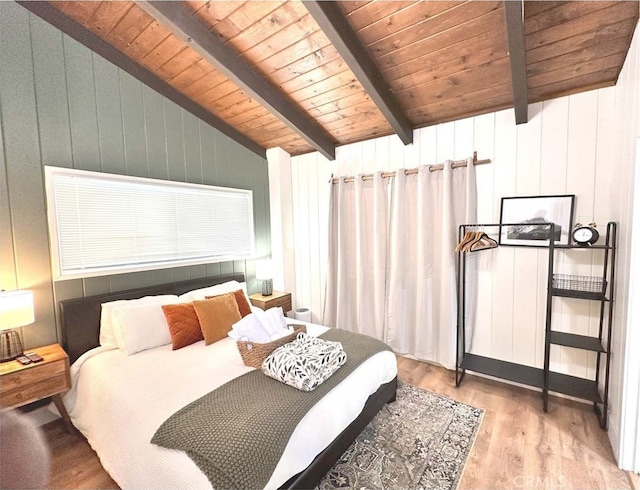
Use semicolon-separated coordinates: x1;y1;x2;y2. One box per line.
45;167;255;280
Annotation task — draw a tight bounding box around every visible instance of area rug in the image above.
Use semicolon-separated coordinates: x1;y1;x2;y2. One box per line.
317;383;484;490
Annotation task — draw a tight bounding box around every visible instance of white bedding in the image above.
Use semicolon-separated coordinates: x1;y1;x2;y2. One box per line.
63;321;397;489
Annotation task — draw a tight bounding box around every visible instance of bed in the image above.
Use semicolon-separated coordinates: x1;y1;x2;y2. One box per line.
59;274;397;489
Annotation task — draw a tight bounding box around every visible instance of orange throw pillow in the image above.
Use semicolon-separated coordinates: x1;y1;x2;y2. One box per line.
206;290;252;318
161;303;204;350
193;294;241;345
232;290;252;317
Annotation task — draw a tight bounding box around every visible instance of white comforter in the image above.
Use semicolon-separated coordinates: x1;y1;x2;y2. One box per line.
63;321;397;489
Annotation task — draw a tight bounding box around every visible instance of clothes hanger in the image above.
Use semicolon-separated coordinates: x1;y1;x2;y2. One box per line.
455;230;476;252
456;227;499;253
463;231;484;252
468;231;498;252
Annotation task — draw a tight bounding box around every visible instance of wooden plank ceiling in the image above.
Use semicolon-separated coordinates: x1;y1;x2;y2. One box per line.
24;1;639;159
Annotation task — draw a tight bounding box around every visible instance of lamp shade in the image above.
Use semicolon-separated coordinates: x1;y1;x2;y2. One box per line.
0;290;35;331
256;259;274;281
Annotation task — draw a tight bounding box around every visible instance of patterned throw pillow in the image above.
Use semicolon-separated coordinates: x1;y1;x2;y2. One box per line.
161;303;204;350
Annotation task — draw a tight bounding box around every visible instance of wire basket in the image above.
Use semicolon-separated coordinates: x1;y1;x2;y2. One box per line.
552;274;606;293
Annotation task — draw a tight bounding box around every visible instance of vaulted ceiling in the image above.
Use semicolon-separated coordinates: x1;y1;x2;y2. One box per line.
21;1;639;160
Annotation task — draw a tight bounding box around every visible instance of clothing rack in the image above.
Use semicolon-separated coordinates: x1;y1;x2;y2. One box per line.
330;151;491;184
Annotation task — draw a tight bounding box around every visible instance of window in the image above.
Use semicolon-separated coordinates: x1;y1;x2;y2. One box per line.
44;167;255;280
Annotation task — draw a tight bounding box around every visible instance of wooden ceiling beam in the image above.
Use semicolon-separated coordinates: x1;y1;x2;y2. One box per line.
17;1;266;159
138;1;336;161
304;1;414;146
504;0;529;124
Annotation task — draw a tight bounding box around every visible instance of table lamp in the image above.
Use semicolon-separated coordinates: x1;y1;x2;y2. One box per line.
0;290;34;362
256;259;274;296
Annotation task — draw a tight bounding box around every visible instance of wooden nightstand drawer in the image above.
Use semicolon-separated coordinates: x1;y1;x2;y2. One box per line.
266;295;291;311
1;373;70;407
2;359;66;391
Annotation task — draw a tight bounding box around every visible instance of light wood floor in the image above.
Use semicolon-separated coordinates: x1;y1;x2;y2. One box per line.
41;356;629;489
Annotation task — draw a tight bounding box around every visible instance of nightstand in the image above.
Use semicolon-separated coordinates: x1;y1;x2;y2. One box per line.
0;343;73;433
249;290;292;314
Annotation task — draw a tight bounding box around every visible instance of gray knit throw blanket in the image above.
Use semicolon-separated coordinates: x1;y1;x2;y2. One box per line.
151;328;392;490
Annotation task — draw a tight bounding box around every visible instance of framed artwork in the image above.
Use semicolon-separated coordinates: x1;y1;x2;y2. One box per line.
499;195;575;247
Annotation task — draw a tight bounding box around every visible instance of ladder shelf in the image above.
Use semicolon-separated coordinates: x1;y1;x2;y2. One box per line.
455;221;617;430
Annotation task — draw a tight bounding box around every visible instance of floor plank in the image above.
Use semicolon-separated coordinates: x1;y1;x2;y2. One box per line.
629;471;640;489
40;356;628;489
397;357;628;490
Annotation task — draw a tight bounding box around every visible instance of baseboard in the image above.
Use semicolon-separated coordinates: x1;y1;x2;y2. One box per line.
609;417;621;463
400;354;597;406
460;368;596;406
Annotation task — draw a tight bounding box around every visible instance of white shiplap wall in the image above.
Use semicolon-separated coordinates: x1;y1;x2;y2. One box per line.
288;89;620;383
281;22;640;464
609;22;640;467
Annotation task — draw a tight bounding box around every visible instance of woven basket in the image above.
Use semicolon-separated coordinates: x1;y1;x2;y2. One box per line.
236;324;306;368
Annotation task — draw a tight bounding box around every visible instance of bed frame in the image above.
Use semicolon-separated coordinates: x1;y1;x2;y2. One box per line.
59;274;397;489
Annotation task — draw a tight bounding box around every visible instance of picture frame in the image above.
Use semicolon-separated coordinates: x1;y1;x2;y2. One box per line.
499;195;575;247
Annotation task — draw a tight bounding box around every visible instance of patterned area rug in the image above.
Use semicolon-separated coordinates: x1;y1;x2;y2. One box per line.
317;383;484;490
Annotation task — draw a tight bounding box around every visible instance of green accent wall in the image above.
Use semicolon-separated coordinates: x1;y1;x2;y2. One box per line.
0;2;270;348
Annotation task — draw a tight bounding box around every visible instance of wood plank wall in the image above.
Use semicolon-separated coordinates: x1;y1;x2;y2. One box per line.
0;2;271;348
290;88;624;380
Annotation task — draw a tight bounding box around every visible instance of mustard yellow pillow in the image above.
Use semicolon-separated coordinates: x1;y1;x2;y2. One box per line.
162;303;204;350
193;293;241;345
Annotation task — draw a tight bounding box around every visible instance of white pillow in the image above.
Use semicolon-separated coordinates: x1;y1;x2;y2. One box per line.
179;280;249;303
110;299;178;355
99;295;178;349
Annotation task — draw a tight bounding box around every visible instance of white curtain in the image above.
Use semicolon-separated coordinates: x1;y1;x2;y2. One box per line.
324;158;476;369
387;160;476;368
324;173;389;339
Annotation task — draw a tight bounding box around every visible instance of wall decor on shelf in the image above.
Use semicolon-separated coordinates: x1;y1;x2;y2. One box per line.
499;194;575;247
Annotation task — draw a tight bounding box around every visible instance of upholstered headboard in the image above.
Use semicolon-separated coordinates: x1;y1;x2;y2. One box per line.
59;273;245;363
